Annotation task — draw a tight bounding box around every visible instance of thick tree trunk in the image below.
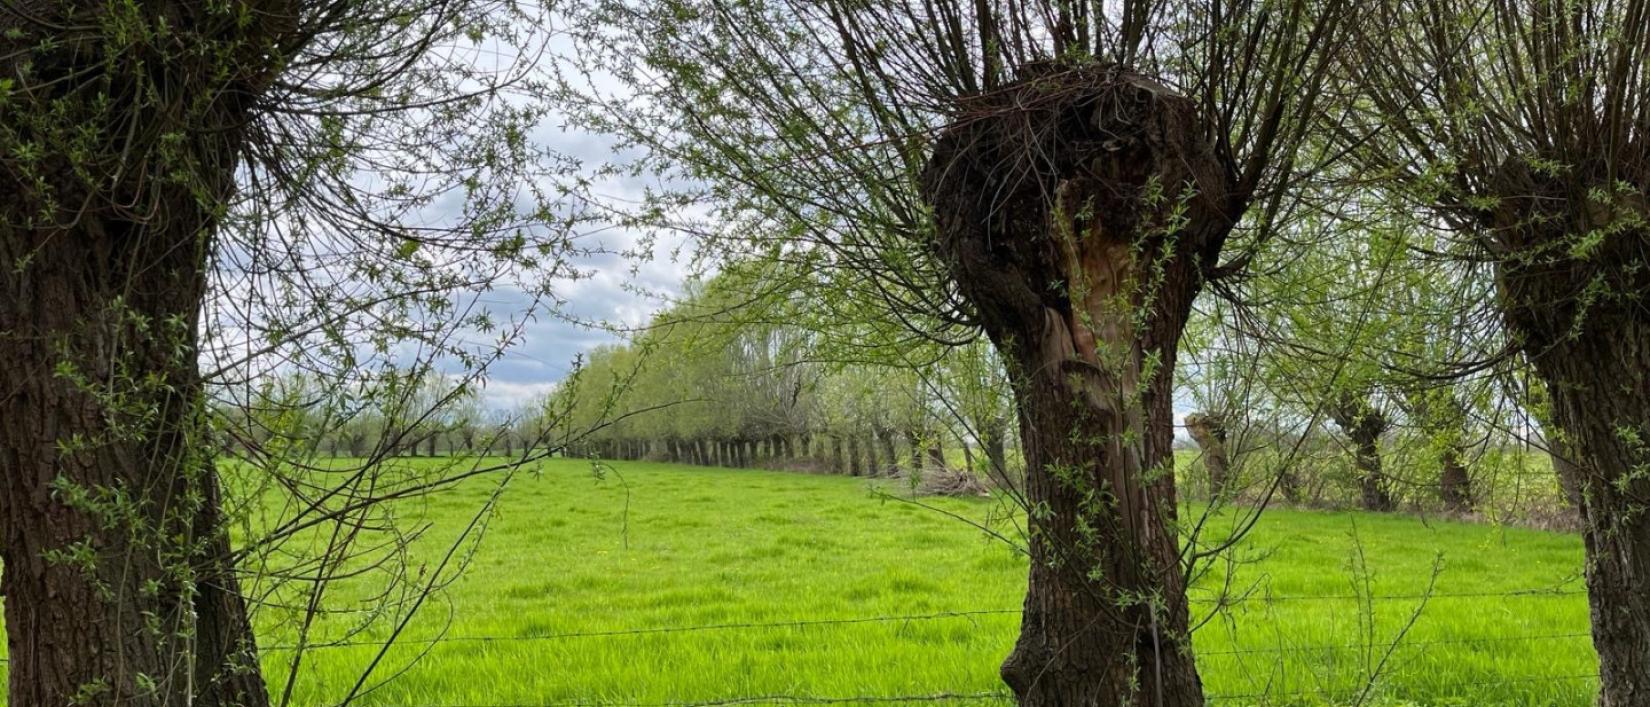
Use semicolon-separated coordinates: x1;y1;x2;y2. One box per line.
1523;328;1650;705
848;436;863;476
905;430;922;475
0;235;269;705
923;65;1229;706
829;435;845;474
1482;157;1650;704
1330;394;1395;512
878;428;900;477
1438;448;1472;514
1185;413;1231;500
1500;263;1650;703
0;0;280;693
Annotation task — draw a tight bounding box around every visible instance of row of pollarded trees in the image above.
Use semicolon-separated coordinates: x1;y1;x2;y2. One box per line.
6;0;1644;703
557;0;1650;703
1180;209;1570;519
553;279;1018;480
218;372;547;460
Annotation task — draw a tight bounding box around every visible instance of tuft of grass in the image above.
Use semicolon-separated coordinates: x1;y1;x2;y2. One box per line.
0;459;1598;705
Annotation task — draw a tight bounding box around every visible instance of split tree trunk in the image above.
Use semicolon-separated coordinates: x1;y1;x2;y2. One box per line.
1330;393;1395;512
923;64;1231;706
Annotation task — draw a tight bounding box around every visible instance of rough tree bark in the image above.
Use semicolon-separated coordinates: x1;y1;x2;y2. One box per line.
1329;393;1395;512
0;187;268;707
1488;161;1650;705
1184;412;1231;500
923;64;1231;706
1550;438;1584;511
0;1;284;702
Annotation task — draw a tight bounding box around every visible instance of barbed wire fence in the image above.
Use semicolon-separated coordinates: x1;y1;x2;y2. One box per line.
199;584;1604;707
0;587;1592;700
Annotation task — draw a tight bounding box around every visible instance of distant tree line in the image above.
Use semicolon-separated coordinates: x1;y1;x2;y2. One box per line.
550;280;1018;481
217;370;547;462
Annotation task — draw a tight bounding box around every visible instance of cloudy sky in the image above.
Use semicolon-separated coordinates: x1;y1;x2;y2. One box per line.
468;243;691;410
462;122;696;411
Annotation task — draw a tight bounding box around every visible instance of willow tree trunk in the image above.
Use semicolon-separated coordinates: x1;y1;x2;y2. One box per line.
923;65;1231;706
1489;172;1650;704
1185;413;1231;500
0;228;268;707
878;429;900;477
1438;448;1472;514
925;443;946;472
1518;319;1650;705
0;3;281;703
1330;395;1395;512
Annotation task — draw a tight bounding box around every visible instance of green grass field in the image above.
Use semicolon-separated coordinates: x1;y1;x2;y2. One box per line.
235;458;1595;707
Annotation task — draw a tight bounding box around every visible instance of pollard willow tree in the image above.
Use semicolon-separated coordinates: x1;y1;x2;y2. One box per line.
1;0;574;703
556;0;1349;702
1337;1;1650;701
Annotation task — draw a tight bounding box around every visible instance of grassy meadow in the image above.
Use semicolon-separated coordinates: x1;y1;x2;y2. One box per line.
1;459;1599;705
